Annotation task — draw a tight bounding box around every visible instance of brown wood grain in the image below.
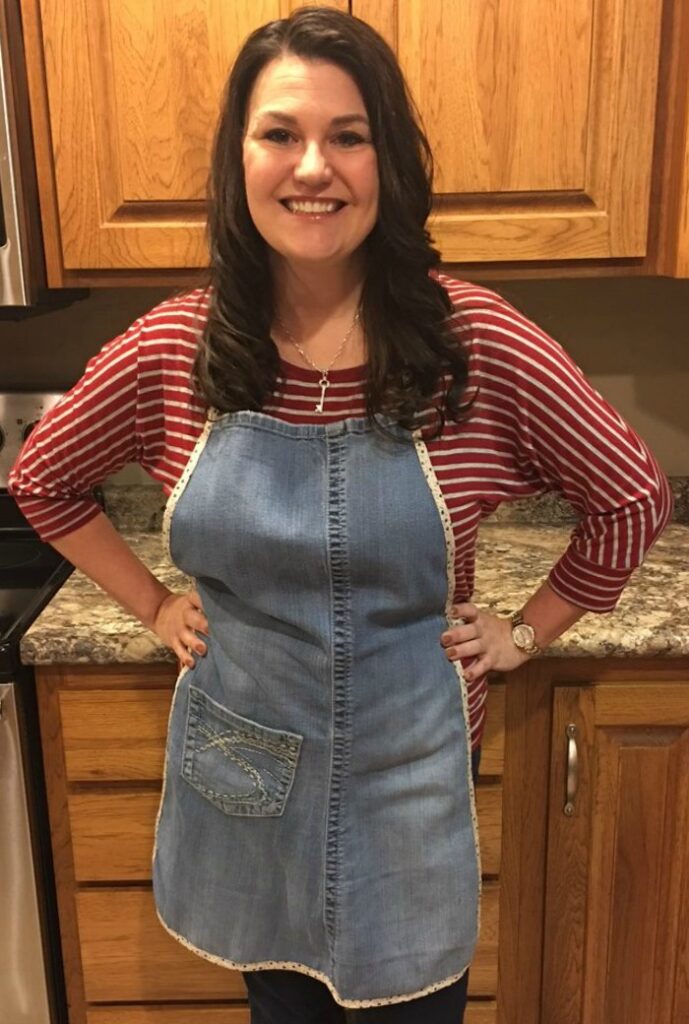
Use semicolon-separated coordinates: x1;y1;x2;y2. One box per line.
496;659;552;1024
35;667;89;1024
542;680;689;1024
60;687;173;781
594;682;689;725
644;0;689;276
541;686;596;1024
26;0;671;275
355;0;664;262
34;0;326;271
478;683;504;776
18;0;65;285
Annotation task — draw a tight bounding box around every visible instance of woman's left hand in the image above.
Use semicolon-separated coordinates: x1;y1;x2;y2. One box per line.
440;602;530;681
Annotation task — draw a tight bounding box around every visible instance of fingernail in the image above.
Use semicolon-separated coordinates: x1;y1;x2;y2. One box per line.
441;633;452;644
451;606;460;617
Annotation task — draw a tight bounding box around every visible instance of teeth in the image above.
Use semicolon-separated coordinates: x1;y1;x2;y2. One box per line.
285;200;341;214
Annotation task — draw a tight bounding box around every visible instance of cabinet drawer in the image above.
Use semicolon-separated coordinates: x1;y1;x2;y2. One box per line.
69;783;502;881
60;689;172;781
87;1011;250;1024
76;886;499;1000
60;683;505;782
86;1002;497;1023
480;683;505;776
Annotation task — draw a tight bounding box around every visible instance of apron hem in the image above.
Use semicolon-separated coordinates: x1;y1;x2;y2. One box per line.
153;904;471;1010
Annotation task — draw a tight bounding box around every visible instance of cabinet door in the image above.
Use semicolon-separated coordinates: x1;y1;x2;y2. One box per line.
354;0;663;262
26;0;346;276
648;0;689;277
542;683;689;1024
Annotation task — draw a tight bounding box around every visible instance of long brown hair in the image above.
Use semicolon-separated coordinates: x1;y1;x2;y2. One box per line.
193;6;469;435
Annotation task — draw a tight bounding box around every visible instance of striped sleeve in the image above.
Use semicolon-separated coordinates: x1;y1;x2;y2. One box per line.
8;323;143;539
8;293;208;541
465;289;673;612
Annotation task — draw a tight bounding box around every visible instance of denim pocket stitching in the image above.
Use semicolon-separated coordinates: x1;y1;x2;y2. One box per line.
192;718;292;804
181;686;303;817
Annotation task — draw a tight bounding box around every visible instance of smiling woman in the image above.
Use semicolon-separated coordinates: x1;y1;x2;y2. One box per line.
7;6;673;1024
197;5;463;426
241;56;379;320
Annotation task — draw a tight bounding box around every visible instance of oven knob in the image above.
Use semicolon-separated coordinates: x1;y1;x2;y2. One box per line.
21;420;38;442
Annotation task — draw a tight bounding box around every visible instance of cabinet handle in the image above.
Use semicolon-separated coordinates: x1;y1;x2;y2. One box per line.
564;723;578;816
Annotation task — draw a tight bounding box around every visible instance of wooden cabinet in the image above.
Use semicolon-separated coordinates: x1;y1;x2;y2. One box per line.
21;0;348;284
645;0;689;277
542;681;689;1024
499;658;689;1024
20;0;689;281
354;0;663;264
37;664;503;1024
35;659;689;1023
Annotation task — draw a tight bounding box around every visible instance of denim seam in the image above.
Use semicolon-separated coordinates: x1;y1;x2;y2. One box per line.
210;410;375;439
324;434;353;962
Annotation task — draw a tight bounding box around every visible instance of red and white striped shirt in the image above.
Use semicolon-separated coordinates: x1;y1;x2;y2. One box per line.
9;275;673;749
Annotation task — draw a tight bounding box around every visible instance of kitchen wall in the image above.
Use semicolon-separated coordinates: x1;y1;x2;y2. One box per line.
1;275;688;475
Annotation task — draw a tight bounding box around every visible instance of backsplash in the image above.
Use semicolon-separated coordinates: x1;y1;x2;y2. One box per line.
104;477;689;534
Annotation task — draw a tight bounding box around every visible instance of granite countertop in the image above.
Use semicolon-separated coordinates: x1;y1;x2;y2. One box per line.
21;523;689;664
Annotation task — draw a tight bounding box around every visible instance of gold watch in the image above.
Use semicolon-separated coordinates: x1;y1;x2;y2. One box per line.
509;610;541;655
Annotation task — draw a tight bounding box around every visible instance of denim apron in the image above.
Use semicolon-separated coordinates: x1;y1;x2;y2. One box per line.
153;411;480;1009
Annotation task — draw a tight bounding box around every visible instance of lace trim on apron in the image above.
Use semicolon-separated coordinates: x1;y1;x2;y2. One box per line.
162;410;216;563
154;905;470;1009
412;429;483;913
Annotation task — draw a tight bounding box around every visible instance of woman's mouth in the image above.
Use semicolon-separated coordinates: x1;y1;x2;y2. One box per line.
280;199;346;216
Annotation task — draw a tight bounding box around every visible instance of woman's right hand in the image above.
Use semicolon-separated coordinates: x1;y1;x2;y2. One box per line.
152;588;209;669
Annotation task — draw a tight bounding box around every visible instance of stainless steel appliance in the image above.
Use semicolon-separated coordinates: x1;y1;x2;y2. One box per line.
0;0;45;305
0;392;71;1024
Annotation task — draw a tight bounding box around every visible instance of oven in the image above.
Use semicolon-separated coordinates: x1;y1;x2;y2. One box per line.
0;392;72;1024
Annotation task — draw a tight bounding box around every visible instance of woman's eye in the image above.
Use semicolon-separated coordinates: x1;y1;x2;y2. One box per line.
335;131;367;147
264;128;293;144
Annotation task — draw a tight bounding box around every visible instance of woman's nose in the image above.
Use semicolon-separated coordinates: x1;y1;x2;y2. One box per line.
294;141;332;184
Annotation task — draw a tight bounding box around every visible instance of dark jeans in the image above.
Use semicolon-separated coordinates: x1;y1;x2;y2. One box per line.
244;969;470;1023
244;747;481;1024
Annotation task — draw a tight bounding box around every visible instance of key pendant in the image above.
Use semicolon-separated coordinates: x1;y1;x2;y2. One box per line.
315;373;329;414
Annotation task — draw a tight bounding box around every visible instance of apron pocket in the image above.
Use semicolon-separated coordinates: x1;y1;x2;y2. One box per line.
181;685;303;817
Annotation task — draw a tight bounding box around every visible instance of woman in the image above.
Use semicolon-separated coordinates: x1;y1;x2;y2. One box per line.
9;7;672;1023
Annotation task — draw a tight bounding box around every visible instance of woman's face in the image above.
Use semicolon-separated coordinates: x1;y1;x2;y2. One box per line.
242;55;379;273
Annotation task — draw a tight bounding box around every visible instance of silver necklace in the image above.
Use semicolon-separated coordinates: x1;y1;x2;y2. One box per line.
276;308;361;414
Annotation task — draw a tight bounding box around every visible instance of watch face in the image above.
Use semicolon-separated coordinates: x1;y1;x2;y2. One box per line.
513;623;536;650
